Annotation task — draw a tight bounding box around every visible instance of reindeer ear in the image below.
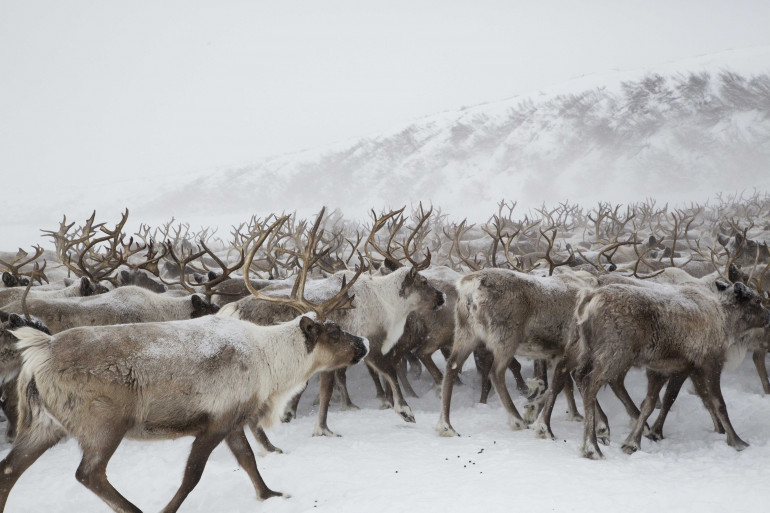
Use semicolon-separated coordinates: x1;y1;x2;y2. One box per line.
80;277;93;296
384;258;400;272
299;316;321;352
2;273;14;287
8;313;25;329
120;270;130;285
648;235;657;247
191;294;205;310
735;232;744;246
728;264;744;284
715;280;729;292
734;282;752;301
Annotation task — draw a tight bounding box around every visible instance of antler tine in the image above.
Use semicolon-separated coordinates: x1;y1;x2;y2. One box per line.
0;245;46;278
628;232;664;279
191;240;246;298
315;252;369;319
158;241;206;294
401;202;434;267
19;260;49;321
539;228;574;276
364;207;407;265
450;219;480;272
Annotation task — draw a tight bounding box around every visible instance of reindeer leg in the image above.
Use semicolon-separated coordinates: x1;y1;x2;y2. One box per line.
532;357;569;438
647;371;688;441
226;427;283;500
690;370;725;433
474;347;494;403
160;429;229;513
76;424;145;513
405;351;423;379
533;359;549;389
491;355;527;430
418;352;445;387
752;350;770;395
621;370;667;455
507;357;530;396
608;371;650;435
334;368;359;411
280;382;306;423
366;364;387;405
700;365;748;451
313;371;339;437
594;399;611;446
437;342;475;437
366;352;415;423
248;421;283;454
396;357;419;399
580;377;603;460
563;373;583;421
0;381;18;443
0;424;64;512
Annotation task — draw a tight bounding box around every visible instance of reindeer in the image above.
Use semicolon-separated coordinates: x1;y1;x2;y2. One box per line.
0;216;369;513
0;286;219;334
573;281;770;459
0;312;51;442
0;276;106;308
437;268;597;437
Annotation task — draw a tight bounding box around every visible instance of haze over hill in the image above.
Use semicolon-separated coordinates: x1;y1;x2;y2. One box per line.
3;47;770;247
142;47;770;221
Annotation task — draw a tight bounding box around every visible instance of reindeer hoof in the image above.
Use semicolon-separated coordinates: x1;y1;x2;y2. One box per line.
730;438;749;451
281;411;295;423
645;426;663;441
312;426;340;437
522;404;538;424
508;416;527;431
581;444;603;460
340;403;360;412
532;420;554;440
567;412;584;422
621;442;639;455
526;378;546;400
436;421;459;437
258;490;284;501
596;426;610;446
397;407;416;423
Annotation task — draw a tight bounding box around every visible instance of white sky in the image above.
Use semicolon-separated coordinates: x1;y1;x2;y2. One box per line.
1;0;770;187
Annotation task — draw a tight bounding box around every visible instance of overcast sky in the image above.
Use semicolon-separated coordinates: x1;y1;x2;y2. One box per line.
2;0;770;188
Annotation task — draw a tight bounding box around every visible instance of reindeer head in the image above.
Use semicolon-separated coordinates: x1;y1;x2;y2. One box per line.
716;281;770;335
80;277;110;297
397;252;445;312
190;295;220;318
300;316;369;369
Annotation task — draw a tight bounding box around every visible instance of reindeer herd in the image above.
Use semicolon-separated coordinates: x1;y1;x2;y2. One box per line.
0;194;769;512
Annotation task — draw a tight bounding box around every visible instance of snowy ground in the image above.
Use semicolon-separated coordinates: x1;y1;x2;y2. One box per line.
4;355;770;512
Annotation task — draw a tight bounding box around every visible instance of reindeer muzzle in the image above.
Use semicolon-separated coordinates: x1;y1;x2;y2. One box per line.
434;292;446;311
352;336;369;364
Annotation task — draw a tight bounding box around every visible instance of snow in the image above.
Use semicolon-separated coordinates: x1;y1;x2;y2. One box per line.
3;356;770;512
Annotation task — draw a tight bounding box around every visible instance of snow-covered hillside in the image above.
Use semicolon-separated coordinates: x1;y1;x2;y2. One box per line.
141;47;770;223
2;47;769;249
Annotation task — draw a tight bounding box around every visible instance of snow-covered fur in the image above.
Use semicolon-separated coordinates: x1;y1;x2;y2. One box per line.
0;277;106;308
0;285;219;333
0;314;368;512
220;265;444;431
572;281;770;459
437;268;597;437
